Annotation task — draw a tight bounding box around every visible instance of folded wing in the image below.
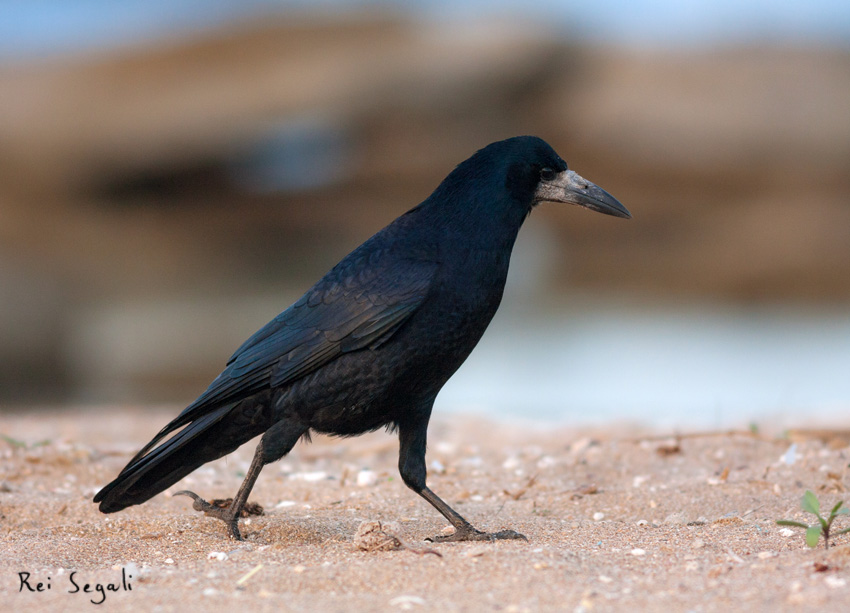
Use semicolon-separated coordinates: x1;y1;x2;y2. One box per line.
128;247;438;465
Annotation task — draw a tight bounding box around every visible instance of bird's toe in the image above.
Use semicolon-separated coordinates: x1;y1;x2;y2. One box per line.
173;490;247;540
488;529;527;541
173;490;220;514
427;526;527;543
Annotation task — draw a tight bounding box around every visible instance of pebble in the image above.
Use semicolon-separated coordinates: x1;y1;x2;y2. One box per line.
663;512;687;525
569;437;594;455
291;471;328;482
593;512;605;521
389;595;426;609
630;548;646;556
780;444;797;466
502;456;522;470
825;576;846;589
123;563;139;578
536;455;557;468
356;469;378;487
390;596;425;611
434;442;455;454
632;475;649;488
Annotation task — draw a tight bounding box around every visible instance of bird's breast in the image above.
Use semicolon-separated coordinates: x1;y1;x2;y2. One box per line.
401;246;511;368
437;246;511;309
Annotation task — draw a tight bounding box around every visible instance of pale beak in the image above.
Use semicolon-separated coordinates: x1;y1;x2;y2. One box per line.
534;170;631;219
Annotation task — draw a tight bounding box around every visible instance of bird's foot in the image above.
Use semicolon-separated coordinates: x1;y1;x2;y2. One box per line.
172;490;263;540
427;526;527;543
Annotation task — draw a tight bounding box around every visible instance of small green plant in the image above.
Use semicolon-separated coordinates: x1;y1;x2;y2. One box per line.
777;490;850;549
0;434;50;449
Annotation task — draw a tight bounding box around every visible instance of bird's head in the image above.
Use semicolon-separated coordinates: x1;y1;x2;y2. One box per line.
499;136;631;219
419;136;629;241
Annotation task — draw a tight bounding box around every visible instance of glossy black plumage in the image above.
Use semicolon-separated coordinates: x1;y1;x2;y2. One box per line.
94;136;629;541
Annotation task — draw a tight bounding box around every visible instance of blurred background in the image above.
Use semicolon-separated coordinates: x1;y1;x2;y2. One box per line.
1;1;848;428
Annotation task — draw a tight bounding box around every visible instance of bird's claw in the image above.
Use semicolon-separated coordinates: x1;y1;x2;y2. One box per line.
173;490;219;514
427;527;527;543
172;490;250;540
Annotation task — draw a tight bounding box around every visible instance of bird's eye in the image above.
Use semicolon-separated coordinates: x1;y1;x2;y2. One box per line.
540;167;556;181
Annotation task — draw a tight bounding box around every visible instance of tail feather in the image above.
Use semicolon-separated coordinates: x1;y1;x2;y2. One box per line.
94;400;268;513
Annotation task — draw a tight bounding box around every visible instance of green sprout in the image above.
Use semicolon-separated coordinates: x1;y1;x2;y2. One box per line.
0;434;50;449
777;490;850;549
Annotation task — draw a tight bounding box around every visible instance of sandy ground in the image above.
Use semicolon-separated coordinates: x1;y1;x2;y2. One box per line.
4;407;850;612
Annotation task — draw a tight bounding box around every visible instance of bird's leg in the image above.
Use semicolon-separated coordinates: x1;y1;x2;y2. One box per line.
397;413;527;543
174;441;267;540
174;417;308;540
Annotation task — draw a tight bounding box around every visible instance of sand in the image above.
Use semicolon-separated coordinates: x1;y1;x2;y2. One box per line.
3;406;850;612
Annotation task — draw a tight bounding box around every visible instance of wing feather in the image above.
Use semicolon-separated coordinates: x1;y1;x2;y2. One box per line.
175;248;438;424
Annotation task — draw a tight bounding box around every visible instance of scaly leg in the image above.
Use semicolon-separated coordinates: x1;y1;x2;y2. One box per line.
174;417;307;540
397;408;526;543
174;440;266;540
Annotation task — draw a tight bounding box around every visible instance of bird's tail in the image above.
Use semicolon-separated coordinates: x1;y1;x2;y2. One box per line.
94;399;269;513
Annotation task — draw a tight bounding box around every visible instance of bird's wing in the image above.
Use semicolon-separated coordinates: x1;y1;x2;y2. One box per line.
129;248;438;462
199;251;437;407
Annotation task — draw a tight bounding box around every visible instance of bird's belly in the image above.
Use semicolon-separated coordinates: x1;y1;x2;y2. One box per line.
273;314;491;436
271;349;412;435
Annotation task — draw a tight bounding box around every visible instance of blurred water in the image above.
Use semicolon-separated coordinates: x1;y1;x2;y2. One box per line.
439;300;850;429
2;0;849;60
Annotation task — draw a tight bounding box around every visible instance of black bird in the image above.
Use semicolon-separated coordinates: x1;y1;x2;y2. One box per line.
94;136;630;541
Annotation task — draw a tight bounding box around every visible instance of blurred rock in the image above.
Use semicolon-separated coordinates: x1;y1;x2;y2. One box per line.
0;14;848;403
